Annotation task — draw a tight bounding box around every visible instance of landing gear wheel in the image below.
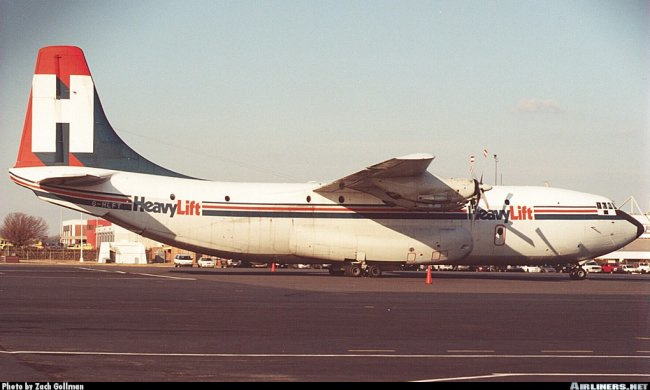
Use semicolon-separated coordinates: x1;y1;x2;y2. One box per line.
349;265;363;277
368;265;382;278
569;267;587;280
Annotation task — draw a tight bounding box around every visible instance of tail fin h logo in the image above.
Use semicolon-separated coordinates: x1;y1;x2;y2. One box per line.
31;74;94;155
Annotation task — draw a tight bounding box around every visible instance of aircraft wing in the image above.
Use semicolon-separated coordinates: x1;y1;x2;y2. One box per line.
315;153;435;193
315;153;483;210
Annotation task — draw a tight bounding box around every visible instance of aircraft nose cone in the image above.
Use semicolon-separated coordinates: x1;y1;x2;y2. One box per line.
616;210;645;239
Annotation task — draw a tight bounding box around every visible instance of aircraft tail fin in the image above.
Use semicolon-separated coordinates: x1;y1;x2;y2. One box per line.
15;46;187;178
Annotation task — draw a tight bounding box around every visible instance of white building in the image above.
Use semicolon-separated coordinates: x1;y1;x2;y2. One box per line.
97;242;147;264
96;224;161;249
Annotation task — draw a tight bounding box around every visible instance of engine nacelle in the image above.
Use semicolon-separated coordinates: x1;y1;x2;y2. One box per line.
371;173;488;209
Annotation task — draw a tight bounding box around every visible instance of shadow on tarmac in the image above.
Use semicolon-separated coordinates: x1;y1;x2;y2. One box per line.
167;268;650;283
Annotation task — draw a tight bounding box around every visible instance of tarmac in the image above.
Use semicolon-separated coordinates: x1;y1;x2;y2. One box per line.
0;263;649;381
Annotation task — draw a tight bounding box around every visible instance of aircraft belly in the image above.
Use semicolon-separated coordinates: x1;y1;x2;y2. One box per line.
290;219;472;263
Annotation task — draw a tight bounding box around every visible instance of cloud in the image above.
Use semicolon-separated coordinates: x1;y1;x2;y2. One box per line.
515;99;565;113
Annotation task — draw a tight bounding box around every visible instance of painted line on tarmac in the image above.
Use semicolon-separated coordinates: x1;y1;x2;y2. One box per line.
77;267;126;274
541;350;593;353
348;349;396;353
78;267;192;280
133;273;196;281
447;350;495;353
636;337;650;340
413;372;650;382
1;350;649;360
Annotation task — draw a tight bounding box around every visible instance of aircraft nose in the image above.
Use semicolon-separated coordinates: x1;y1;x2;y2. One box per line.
616;210;645;239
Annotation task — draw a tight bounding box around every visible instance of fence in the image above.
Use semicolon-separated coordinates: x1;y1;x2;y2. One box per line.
2;248;98;262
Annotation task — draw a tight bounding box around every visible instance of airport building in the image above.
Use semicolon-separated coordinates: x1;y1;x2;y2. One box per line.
60;219;111;249
59;219;196;264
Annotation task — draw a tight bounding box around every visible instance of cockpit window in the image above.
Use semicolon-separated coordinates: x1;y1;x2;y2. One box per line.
596;202;602;209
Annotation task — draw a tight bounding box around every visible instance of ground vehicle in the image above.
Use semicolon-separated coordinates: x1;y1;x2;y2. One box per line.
637;262;650;274
197;257;215;268
601;263;618;273
432;265;453;271
539;265;556;273
581;260;602;273
521;266;541;273
67;244;93;250
173;254;194;267
618;264;640;274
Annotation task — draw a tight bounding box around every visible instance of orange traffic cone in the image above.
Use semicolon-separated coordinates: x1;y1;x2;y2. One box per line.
426;265;432;285
271;262;276;272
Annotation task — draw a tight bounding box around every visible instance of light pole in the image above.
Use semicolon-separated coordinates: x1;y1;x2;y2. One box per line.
493;154;498;186
79;212;84;262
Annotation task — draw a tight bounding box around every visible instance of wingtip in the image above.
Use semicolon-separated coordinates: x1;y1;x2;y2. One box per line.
397;153;435;160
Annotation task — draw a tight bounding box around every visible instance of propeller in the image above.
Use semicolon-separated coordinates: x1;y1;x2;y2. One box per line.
472;174;492;221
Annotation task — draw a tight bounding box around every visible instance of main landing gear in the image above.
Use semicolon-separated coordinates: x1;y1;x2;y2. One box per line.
569;265;587;280
328;262;383;278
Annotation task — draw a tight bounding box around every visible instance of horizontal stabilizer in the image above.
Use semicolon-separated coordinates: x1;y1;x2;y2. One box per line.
38;173;112;187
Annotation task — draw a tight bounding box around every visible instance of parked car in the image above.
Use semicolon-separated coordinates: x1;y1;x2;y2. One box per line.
637;262;650;274
473;265;493;272
505;265;525;272
581;260;602;273
173;254;193;267
618;264;641;274
432;265;453;271
601;263;618;274
197;257;215;268
521;266;541;273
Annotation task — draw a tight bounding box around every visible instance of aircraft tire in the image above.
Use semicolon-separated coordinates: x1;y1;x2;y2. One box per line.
569;267;587;280
349;265;363;277
368;265;382;278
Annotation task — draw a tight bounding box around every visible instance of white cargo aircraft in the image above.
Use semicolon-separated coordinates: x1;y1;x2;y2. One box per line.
9;46;643;279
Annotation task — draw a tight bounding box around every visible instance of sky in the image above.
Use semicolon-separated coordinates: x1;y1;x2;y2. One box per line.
1;0;648;235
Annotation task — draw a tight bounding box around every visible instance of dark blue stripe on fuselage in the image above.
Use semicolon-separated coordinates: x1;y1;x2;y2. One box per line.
202;210;468;219
203;210;625;221
535;214;618;220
